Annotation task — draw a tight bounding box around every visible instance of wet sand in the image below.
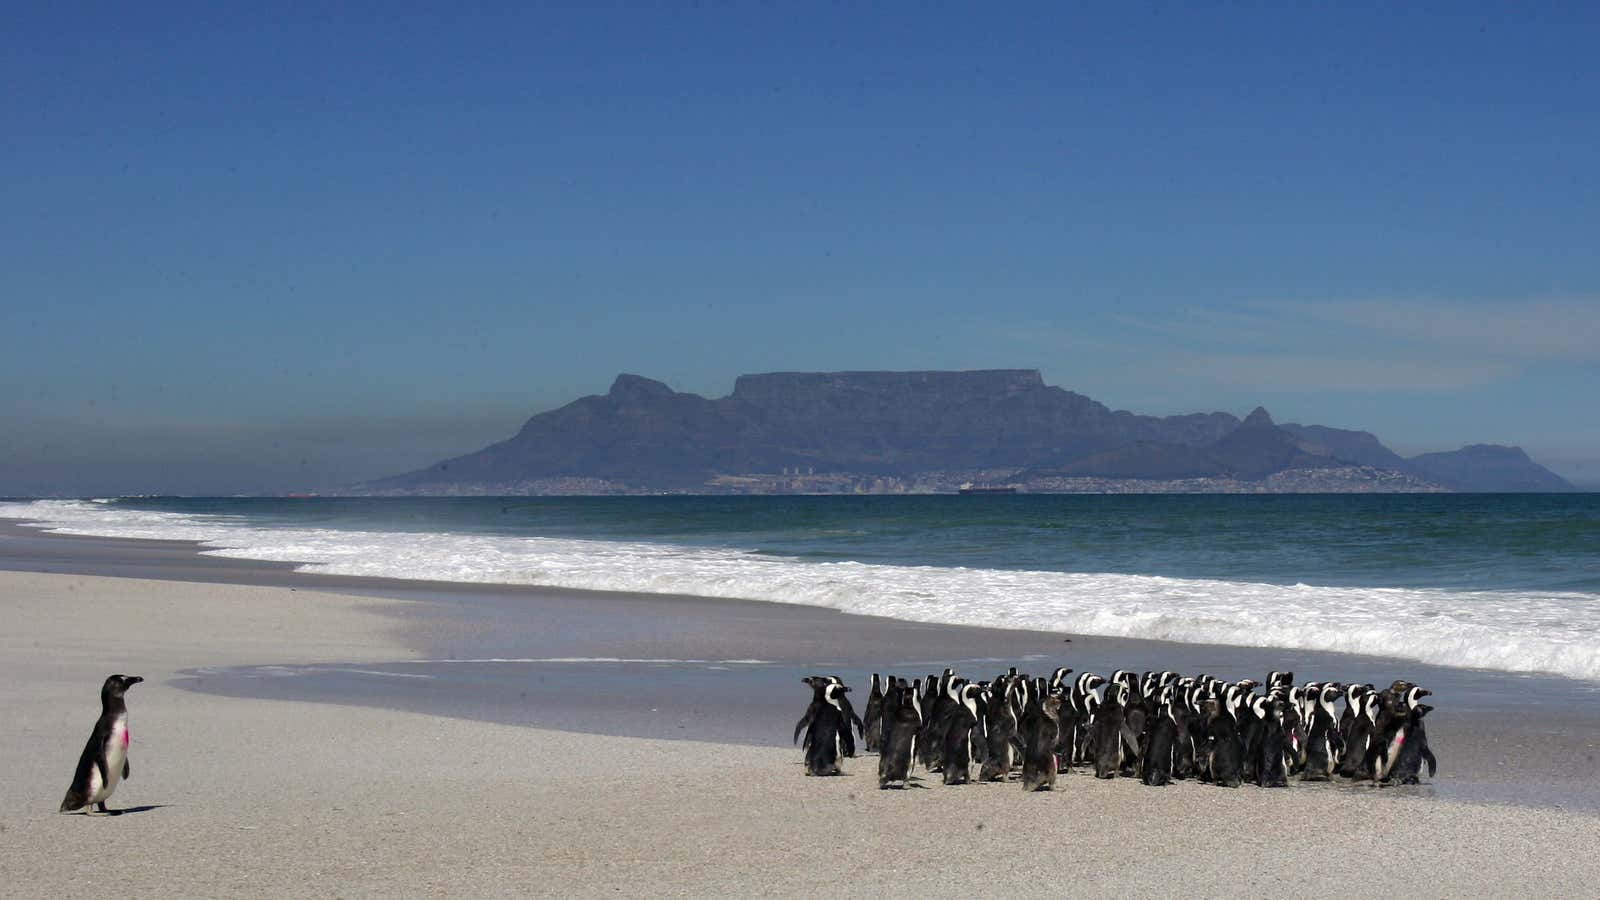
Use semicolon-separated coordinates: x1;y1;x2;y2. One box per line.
3;521;1600;896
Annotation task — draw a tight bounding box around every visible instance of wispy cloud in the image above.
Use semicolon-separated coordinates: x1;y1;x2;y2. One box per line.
1166;351;1519;392
995;296;1598;394
1285;299;1600;362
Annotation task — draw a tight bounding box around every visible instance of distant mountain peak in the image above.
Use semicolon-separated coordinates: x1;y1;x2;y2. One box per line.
608;373;676;401
1240;406;1275;428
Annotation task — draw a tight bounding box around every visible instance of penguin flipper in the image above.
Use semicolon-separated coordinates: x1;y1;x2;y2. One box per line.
123;758;130;780
1120;724;1142;758
1422;747;1437;777
793;711;813;745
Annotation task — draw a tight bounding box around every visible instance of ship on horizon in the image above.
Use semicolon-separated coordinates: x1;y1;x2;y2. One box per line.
958;482;1018;495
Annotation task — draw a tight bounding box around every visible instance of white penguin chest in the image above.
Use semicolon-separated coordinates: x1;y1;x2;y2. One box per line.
97;715;129;800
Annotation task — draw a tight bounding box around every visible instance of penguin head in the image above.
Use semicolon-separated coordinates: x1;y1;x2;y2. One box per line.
101;674;143;701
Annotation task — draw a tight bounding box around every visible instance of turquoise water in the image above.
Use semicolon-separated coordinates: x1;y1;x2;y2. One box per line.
67;493;1600;591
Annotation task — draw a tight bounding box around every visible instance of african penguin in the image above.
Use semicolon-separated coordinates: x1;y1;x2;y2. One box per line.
1203;697;1243;788
61;674;144;815
804;683;852;776
1020;687;1064;791
1382;703;1437;785
1090;682;1135;779
1140;695;1181;786
878;681;923;789
980;679;1021;782
939;684;985;785
1255;697;1290;788
862;674;886;754
1300;682;1344;782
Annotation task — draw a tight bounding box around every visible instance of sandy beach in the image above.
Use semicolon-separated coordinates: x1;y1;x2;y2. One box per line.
4;530;1600;897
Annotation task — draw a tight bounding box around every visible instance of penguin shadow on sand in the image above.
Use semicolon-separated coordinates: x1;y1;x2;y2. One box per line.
58;674;169;818
70;804;170;817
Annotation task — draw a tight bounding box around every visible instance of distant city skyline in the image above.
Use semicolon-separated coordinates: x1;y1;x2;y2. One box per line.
3;4;1597;494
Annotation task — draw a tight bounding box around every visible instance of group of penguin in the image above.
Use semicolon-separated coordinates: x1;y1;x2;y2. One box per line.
794;667;1438;791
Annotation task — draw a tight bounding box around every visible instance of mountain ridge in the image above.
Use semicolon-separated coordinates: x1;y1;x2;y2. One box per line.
364;370;1573;494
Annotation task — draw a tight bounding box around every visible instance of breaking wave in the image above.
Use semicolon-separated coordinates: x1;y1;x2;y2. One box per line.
4;499;1598;681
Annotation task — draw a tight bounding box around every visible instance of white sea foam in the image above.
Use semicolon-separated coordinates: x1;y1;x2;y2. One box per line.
5;499;1599;682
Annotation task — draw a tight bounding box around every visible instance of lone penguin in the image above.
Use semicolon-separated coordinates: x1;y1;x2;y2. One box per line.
803;683;851;776
61;674;144;814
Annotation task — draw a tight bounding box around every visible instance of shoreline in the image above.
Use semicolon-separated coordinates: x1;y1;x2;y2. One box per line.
6;518;1597;689
4;517;1600;816
5;532;1600;894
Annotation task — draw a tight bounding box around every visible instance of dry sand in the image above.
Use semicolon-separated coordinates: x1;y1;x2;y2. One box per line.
2;570;1597;898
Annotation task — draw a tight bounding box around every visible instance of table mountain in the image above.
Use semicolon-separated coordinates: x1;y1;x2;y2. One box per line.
362;370;1574;493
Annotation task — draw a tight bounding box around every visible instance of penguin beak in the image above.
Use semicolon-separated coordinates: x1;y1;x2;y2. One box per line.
126;676;144;686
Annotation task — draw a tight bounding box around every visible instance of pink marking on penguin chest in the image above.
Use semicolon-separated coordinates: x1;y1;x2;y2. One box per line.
122;728;130;749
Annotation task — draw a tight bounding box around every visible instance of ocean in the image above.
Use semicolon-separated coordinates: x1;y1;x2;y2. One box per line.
3;494;1597;681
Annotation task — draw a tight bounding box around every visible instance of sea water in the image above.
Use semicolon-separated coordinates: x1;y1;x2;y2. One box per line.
2;494;1597;681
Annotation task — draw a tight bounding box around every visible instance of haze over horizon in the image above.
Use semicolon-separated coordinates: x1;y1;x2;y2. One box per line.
4;4;1597;495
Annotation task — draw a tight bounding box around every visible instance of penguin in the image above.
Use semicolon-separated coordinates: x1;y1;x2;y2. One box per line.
794;676;864;757
1139;694;1181;786
1300;682;1344;782
1338;683;1371;746
1255;697;1290;788
1120;685;1150;777
979;679;1020;782
1272;687;1304;777
61;674;144;815
793;677;830;749
878;681;923;789
1090;682;1136;779
803;683;850;776
1074;689;1102;767
1019;686;1064;791
1203;697;1242;788
1065;672;1106;767
939;683;985;785
917;670;956;772
1173;685;1205;780
1382;703;1437;785
862;674;886;754
1339;693;1381;779
1371;686;1432;784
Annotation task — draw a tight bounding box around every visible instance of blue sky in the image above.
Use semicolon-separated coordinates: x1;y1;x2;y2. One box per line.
3;3;1597;493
